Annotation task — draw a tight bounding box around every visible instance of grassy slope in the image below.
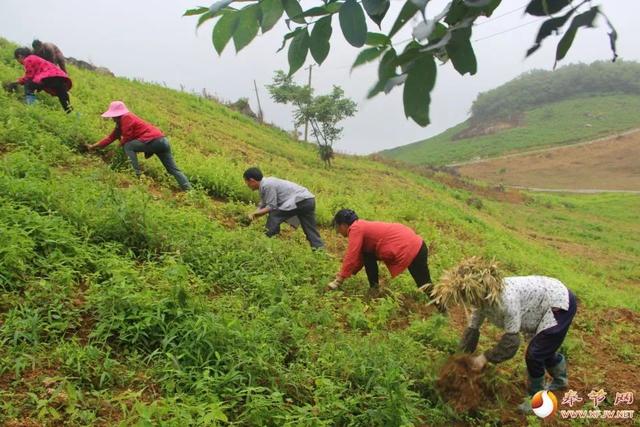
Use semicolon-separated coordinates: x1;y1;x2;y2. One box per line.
0;38;638;425
381;94;640;166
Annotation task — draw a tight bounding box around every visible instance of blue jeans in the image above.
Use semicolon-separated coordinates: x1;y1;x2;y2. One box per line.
123;137;191;190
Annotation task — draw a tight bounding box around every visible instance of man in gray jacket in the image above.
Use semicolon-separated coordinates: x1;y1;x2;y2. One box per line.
243;167;324;250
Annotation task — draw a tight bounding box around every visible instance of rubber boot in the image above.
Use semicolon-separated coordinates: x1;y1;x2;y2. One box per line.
518;374;545;413
25;94;37;105
546;354;568;391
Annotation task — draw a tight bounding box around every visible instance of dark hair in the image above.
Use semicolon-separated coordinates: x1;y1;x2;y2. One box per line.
243;167;263;181
14;47;32;60
333;209;359;227
32;39;42;49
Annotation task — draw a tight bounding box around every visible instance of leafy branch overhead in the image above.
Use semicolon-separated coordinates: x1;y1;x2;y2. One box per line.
186;0;618;127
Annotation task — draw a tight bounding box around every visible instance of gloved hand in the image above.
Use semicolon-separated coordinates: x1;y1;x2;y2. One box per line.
326;278;343;291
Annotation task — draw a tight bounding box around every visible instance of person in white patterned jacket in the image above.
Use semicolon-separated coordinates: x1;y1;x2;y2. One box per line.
432;258;578;413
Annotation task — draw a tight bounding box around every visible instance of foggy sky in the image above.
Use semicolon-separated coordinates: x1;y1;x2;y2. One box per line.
1;1;638;154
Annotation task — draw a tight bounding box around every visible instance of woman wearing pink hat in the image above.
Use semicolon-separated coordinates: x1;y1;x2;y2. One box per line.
14;47;73;113
86;101;192;191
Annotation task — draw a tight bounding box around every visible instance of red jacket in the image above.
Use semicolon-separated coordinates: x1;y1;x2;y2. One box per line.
97;113;165;147
18;55;71;93
339;220;424;279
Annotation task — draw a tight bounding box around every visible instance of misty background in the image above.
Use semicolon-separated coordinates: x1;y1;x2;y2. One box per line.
1;0;638;154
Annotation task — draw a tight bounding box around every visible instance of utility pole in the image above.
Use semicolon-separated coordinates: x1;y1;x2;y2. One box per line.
303;64;313;142
253;80;264;122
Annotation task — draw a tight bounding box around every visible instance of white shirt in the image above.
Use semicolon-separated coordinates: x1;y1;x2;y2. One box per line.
469;276;570;335
259;177;314;212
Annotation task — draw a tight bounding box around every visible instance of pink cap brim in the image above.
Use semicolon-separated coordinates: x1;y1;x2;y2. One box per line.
101;109;128;118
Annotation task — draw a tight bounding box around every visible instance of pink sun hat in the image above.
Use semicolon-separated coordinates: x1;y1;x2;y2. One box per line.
101;101;130;118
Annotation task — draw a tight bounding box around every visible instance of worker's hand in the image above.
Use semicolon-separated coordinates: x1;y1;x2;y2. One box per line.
247;212;257;222
469;354;488;372
85;144;96;151
326;278;343;291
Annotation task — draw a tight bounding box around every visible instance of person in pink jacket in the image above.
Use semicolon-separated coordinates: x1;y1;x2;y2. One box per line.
327;209;434;296
14;47;73;113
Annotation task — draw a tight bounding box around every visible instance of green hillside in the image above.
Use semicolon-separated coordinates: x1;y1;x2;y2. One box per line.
1;37;639;425
381;61;640;166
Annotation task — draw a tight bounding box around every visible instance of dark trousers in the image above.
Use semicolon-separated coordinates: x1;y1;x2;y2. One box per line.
123;137;192;191
525;291;577;378
363;241;432;288
265;198;324;249
24;77;72;113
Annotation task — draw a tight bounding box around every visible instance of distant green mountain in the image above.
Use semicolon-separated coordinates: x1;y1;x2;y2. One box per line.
381;61;640;166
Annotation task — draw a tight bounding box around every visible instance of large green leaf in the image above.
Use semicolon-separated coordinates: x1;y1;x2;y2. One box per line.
339;0;368;47
445;26;477;75
197;11;216;29
212;12;239;54
233;5;260;52
403;54;436;126
389;1;419;37
362;0;390;27
310;16;332;65
526;6;576;57
283;0;306;24
555;6;599;67
525;0;571;17
260;0;284;32
351;47;385;70
288;28;310;75
365;32;390;46
184;7;210;16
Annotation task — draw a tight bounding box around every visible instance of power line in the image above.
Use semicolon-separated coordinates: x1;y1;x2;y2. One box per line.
473;18;544;42
474;4;527;26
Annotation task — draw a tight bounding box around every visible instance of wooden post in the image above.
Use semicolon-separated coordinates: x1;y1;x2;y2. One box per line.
253;80;264;123
303;64;313;142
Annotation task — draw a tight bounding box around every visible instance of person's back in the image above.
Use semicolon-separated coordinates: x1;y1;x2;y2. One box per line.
260;177;314;211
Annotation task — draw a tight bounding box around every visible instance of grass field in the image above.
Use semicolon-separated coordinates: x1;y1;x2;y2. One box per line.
381;95;640;166
0;37;638;425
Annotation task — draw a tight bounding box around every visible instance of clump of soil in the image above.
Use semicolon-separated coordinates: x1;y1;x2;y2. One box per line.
437;355;489;412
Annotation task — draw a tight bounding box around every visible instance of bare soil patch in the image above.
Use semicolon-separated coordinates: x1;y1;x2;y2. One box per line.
457;131;640;191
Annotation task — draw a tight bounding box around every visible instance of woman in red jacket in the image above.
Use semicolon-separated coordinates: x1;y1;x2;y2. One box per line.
14;47;73;113
86;101;192;191
327;209;433;294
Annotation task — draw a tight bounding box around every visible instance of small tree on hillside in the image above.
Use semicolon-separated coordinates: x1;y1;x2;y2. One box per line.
267;70;357;167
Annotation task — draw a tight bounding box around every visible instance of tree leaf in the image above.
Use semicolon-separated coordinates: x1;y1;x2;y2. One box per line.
554;6;599;68
288;28;310;75
260;0;284;32
602;14;618;63
365;32;391;46
233;5;260;52
184;7;210;16
362;0;390;27
526;6;576;57
310;16;332;65
277;28;302;52
389;1;419;38
403;54;436;126
445;26;477;75
283;0;306;24
197;11;216;29
339;0;368;47
209;0;235;15
212;12;239;54
351;47;385;70
525;0;571;17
